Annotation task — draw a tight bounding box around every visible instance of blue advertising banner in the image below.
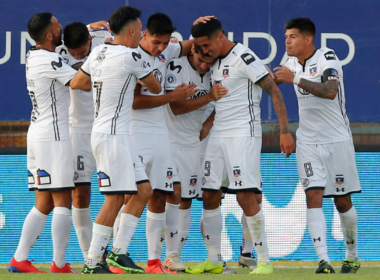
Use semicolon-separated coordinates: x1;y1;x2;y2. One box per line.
0;0;379;122
0;153;379;263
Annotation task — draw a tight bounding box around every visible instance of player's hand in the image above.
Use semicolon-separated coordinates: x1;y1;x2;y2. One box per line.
265;65;275;79
170;37;179;43
193;16;216;25
273;65;294;84
209;83;228;101
280;133;295;158
172;83;198;101
89;21;111;32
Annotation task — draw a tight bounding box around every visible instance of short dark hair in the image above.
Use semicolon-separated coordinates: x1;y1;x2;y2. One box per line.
146;13;176;36
27;12;53;42
285;17;316;37
63;22;90;49
109;6;142;35
191;18;222;39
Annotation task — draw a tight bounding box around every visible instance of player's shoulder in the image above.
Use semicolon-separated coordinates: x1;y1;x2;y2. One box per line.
90;31;112;48
234;43;259;66
318;47;338;62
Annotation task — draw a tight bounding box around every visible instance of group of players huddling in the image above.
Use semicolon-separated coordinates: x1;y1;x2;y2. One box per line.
8;5;361;275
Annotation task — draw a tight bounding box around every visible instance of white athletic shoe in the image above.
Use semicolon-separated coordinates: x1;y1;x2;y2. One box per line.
238;254;257;270
165;253;186;271
222;262;237;274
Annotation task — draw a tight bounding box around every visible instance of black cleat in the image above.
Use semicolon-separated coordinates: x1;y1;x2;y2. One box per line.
106;251;145;274
340;259;360;274
82;263;112;274
100;246;109;268
316;260;335;274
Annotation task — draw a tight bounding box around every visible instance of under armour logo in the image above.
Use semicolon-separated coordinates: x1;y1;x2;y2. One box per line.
218;254;222;261
189;189;196;195
160;237;165;242
346;240;355;245
313;237;321;242
181;237;188;242
165;182;173;188
204;235;210;240
336;187;345;192
101;246;106;251
235;181;242;186
170;231;178;238
255;242;263;246
84;268;93;274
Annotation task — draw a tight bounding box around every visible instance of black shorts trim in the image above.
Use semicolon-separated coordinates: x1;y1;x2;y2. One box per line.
75;182;91;187
304;187;325;192
100;190;138;195
153;188;174;194
201;186;228;193
173;181;181;185
181;195;197;201
37;186;75;192
29;187;38;191
226;188;262;194
136;179;150;185
324;190;361;198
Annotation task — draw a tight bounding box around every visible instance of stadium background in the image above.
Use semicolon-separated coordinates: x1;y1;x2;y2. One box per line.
0;0;379;263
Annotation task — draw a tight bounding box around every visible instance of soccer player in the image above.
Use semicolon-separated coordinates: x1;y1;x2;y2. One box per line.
55;20;112;264
186;17;295;275
8;12;87;273
273;17;361;274
70;6;161;274
130;13;197;274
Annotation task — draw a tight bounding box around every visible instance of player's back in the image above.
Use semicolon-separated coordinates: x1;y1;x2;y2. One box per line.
26;47;76;141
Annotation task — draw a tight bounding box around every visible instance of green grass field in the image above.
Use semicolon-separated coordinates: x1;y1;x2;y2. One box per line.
1;262;380;279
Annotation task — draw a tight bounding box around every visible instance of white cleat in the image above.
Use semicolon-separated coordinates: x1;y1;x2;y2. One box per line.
222;262;237;274
238;254;257;270
165;253;185;271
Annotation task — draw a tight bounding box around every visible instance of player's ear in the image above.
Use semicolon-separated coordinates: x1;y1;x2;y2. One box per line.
142;30;147;39
45;31;53;43
88;35;93;42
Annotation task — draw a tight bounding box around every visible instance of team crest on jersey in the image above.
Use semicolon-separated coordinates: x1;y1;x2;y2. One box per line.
36;169;51;185
189;176;197;186
233;167;241;177
166;170;173;179
222;69;229;78
158;54;166;62
167;74;176;84
96;47;107;63
309;67;317;76
335;175;345;185
98;171;111;187
28;170;35;184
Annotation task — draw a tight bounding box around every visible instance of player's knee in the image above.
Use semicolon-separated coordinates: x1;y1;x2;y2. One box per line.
180;199;192;209
202;191;220;209
334;196;352;213
72;187;90;208
305;189;323;208
139;186;153;202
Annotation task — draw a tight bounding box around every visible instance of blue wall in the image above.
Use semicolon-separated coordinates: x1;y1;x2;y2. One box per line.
0;0;379;121
0;153;379;263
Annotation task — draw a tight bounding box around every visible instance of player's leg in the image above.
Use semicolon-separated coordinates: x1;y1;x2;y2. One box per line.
178;199;192;254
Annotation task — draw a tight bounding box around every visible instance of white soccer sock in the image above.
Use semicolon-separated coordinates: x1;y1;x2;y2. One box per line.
113;204;125;241
112;213;139;255
241;213;253;254
177;208;191;255
72;206;92;260
52;207;71;268
146;210;166;260
339;206;358;260
86;223;112;268
246;209;270;263
14;207;47;262
165;202;180;256
307;208;329;262
203;207;222;264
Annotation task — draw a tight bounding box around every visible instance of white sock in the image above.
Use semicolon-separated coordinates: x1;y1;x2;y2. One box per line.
52;207;71;268
246;209;270;263
146;211;165;260
113;204;125;241
86;223;112;268
72;207;92;260
339;206;358;260
203;207;222;264
241;213;253;255
307;208;329;262
112;213;139;255
165;202;180;256
177;208;191;255
14;207;47;262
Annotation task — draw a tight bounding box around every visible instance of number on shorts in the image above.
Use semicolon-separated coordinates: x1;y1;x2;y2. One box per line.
205;161;211;176
77;155;85;171
93;81;103;118
304;162;313;177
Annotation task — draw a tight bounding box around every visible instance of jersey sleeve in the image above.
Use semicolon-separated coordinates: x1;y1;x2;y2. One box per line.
165;59;185;91
319;50;342;83
166;42;182;61
124;50;151;80
81;55;91;76
45;54;76;86
239;51;268;83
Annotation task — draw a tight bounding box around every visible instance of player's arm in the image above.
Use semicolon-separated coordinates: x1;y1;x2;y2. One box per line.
139;73;161;94
70;69;92;91
200;109;215;141
273;65;338;100
257;74;295;157
132;83;197;110
87;20;111;32
169;84;227;115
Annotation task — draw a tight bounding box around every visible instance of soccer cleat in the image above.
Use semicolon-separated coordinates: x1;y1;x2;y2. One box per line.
165;253;185;271
222;262;236;274
146;259;177;274
340;259;360;274
238;253;257;270
108;265;125;274
82;263;112;274
100;246;109;268
8;257;45;273
316;260;335;274
185;259;223;274
50;262;76;273
106;251;144;274
249;262;273;275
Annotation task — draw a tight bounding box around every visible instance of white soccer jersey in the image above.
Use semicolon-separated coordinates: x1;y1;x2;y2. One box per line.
164;56;211;148
210;43;268;137
56;31;112;134
26;47;76;141
284;47;351;144
81;43;151;135
130;42;182;134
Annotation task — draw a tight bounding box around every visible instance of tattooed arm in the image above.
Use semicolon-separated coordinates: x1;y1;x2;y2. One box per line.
257;74;295;157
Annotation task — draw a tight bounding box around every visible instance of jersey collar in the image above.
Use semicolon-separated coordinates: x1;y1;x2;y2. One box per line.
139;44;153;57
298;48;318;72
